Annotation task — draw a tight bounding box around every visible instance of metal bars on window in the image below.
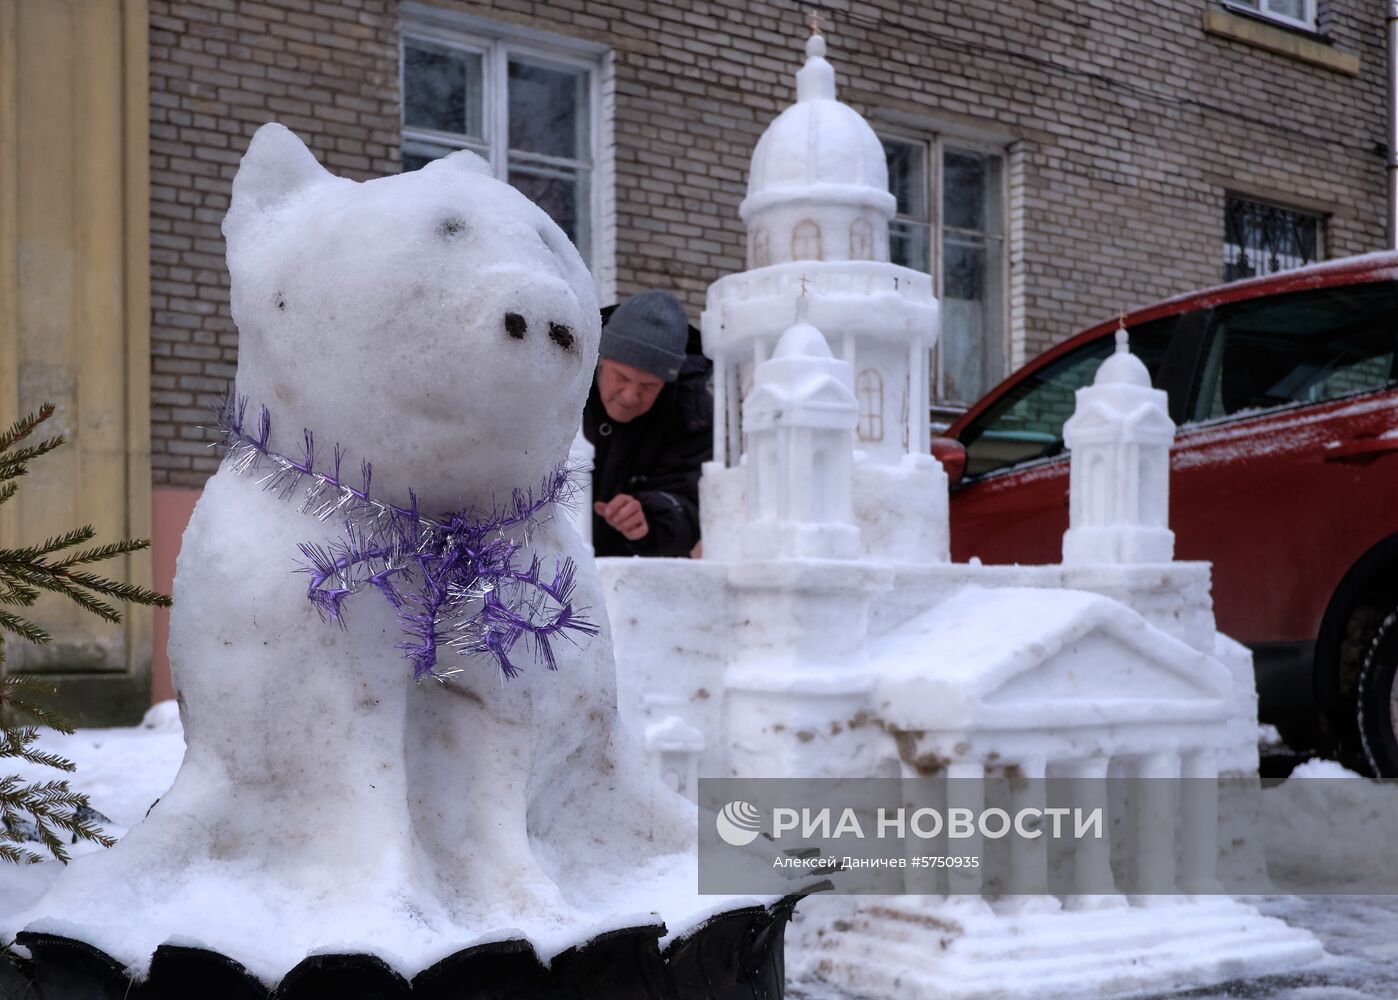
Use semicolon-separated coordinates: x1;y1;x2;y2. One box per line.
1222;195;1324;283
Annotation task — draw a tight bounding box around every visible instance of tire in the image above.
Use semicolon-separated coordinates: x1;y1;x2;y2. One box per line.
1357;608;1398;777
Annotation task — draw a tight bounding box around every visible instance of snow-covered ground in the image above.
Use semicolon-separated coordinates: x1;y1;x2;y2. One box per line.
5;709;1398;998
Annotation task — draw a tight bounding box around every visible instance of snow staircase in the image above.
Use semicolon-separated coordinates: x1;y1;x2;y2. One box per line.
791;897;1323;999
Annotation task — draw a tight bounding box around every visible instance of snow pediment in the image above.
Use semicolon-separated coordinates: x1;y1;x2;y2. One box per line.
745;382;791;417
870;586;1233;732
1123;401;1176;437
1063;400;1120;437
793;372;857;407
745;372;855;431
1065;398;1174;444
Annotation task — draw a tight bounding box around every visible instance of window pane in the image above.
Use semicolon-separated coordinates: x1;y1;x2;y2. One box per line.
890;219;931;272
402;137;487;173
940;234;1004;404
1196;283;1397;421
943;148;1002;235
959;320;1175;477
509;58;587;160
1264;0;1307;22
882;137;928;221
404;39;484;139
509;161;588;248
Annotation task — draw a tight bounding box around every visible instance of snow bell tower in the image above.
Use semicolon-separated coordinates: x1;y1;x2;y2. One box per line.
741;294;860;561
1062;325;1177;565
700;26;947;564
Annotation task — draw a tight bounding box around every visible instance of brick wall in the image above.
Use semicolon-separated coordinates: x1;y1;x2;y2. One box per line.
148;0;401;485
148;0;1388;485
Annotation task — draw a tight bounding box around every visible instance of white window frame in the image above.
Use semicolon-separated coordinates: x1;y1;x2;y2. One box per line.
399;3;613;292
878;128;1010;418
1221;0;1318;32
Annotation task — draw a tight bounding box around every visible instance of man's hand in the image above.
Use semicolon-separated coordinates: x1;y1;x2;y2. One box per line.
594;494;649;541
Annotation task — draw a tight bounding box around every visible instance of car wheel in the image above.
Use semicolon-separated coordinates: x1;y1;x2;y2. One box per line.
1357;609;1398;777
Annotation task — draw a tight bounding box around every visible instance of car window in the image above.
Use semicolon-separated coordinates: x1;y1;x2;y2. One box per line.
959;319;1174;478
1193;281;1398;422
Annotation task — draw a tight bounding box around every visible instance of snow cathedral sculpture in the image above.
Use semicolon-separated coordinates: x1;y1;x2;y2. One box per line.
602;28;1325;1000
0;124;798;998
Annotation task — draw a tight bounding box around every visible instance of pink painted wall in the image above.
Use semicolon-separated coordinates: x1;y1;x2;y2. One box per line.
150;487;201;705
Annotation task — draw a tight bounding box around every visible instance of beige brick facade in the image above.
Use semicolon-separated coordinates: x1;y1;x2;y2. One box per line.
148;0;400;484
148;0;1388;484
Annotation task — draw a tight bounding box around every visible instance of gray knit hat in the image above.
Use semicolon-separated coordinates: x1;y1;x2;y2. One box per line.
600;290;689;382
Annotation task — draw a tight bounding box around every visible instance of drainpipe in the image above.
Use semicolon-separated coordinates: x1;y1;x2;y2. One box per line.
1390;2;1398;247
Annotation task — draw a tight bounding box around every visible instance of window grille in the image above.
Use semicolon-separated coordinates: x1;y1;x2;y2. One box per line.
1223;195;1323;282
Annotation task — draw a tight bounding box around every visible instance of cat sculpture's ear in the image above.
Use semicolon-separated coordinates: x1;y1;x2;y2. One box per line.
223;123;333;245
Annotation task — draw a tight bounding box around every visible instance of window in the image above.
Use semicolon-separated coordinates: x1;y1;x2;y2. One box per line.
959;320;1175;478
1193;283;1398;422
1222;0;1317;32
881;133;1007;412
792;219;822;260
1224;195;1324;282
401;10;602;262
855;368;885;443
849;217;874;260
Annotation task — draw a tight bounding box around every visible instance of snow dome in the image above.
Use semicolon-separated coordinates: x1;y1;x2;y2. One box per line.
1093;326;1153;388
742;34;896;268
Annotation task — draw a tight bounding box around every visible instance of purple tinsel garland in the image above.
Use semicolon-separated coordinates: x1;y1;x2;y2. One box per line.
217;398;597;680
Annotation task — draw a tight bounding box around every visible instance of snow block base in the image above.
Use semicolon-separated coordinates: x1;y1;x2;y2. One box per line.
791;896;1324;1000
1;895;802;1000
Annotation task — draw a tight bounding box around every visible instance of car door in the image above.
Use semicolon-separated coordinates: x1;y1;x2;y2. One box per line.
1170;280;1398;657
949;318;1178;564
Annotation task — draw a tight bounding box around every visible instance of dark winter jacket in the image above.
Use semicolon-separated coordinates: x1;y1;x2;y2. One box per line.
583;346;713;558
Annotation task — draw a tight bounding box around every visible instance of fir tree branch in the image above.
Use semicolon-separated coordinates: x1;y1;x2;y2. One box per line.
45;567;170;609
0;579;41;607
0;677;75;734
0;403;55;454
0;566;126;623
0;526;97;564
55;538;153;568
0;403;171;867
0;609;50;645
0;773;114;864
0;840;44;866
0;436;67;479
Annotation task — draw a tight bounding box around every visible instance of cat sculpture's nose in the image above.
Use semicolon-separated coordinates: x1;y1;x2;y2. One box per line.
502;311;577;354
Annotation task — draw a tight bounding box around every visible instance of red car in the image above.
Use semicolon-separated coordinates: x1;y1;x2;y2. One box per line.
939;253;1398;774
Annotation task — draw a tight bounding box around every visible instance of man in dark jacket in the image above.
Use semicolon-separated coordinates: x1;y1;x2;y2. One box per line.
583;290;713;557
